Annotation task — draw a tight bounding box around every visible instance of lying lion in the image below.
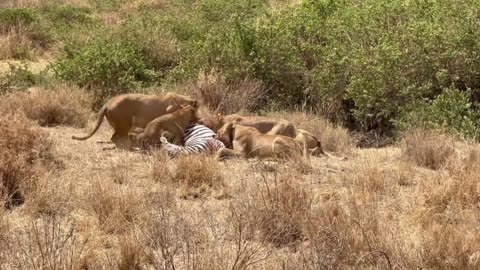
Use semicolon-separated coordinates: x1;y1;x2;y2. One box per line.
200;113;334;157
129;105;199;149
72;92;197;149
214;123;310;160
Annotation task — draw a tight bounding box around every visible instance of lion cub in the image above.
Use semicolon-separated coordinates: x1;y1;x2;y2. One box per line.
129;105;199;149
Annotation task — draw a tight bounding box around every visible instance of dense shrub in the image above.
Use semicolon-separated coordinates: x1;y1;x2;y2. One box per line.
51;39;153;108
0;64;41;94
398;88;480;140
155;0;480;138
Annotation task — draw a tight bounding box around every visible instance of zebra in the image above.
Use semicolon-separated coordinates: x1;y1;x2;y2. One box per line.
161;123;225;157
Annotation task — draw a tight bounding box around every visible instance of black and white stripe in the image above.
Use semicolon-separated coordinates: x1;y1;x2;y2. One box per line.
162;124;225;157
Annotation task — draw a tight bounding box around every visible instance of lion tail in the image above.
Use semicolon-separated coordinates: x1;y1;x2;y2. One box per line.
72;104;107;140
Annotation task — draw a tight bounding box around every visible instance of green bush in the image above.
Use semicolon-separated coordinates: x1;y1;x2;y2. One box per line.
51;39;154;108
398;88;480;140
0;64;42;94
0;8;36;32
115;11;180;82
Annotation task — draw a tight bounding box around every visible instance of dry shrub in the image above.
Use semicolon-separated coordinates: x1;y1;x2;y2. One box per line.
86;180;144;234
117;234;144;270
175;154;227;199
253;173;312;247
0;113;57;209
403;130;455;170
0;85;92;127
194;70;268;114
267;111;353;154
0;216;84;269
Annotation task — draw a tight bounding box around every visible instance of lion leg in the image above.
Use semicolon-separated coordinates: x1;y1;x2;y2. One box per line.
110;132;131;150
271;138;291;159
215;148;243;161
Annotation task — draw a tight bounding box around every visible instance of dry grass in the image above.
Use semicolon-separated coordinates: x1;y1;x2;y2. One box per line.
0;0;91;8
0;113;57;209
0;31;34;60
0;86;92;128
267;111;353;154
1;93;480;269
254;175;312;247
85;179;144;234
194;70;268;115
403;129;456;170
175;154;227;199
0;216;83;270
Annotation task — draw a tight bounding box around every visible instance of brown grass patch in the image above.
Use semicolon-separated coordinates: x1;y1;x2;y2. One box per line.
175;154;227;199
117;234;145;270
0;31;33;60
252;173;312;247
418;149;480;269
151;151;174;183
0;113;57;209
85;180;144;234
194;70;268;115
0;85;92;127
403;130;456;170
267;111;353;154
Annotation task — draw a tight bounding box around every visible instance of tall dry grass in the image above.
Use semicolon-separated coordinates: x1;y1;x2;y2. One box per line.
174;154;227;199
403;129;456;170
0;113;57;209
0;86;92;127
194;70;268;115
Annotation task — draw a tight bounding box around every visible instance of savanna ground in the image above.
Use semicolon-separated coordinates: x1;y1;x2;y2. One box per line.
2;87;480;269
2;0;480;269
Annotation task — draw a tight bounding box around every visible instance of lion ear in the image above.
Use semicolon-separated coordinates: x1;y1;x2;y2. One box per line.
166;105;175;113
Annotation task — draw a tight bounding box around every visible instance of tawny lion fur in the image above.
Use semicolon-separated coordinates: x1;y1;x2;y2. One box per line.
215;123;310;160
129;105;199;149
72;92;197;149
200;114;327;156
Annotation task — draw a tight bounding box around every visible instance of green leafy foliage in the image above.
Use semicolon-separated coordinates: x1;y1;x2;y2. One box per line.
51;39;153;108
0;64;42;94
398;88;480;140
0;8;36;30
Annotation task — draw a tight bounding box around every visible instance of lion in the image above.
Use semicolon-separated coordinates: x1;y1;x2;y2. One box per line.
199;113;334;157
214;123;311;160
199;114;296;137
72;92;197;149
129;105;199;149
